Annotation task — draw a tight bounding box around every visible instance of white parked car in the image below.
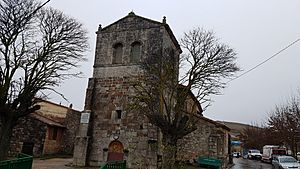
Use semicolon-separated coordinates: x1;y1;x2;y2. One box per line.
248;149;262;160
232;152;240;158
272;155;300;169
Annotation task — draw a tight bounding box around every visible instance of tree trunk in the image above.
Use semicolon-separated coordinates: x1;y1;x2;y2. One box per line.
161;134;177;169
288;136;296;158
0;117;15;160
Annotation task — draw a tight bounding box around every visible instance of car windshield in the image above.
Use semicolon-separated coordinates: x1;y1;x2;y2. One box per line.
251;150;260;153
279;157;297;163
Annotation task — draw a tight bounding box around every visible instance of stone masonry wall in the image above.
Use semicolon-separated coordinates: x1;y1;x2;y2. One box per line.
81;13;181;169
177;118;229;168
177;119;214;161
81;13;232;169
9;115;47;157
62;109;81;154
86;77;158;169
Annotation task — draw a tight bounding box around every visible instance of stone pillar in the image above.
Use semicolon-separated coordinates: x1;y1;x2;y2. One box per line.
73;110;91;166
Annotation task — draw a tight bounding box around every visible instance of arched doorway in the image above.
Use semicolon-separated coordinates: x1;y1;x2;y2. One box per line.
107;140;124;161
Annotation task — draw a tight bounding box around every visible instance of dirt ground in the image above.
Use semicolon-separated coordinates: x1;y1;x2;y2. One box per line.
32;158;98;169
32;158;73;169
32;158;210;169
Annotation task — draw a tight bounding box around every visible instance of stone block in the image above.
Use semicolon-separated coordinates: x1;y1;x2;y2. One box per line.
73;136;89;166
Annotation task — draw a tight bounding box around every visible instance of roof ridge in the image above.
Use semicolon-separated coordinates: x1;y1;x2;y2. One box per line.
101;12;164;31
35;98;81;112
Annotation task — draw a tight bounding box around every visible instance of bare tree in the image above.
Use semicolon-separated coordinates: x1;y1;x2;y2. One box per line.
240;125;281;151
131;28;239;169
268;95;300;157
0;0;88;159
180;28;239;109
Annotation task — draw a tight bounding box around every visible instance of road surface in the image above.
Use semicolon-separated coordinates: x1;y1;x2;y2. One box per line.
232;157;272;169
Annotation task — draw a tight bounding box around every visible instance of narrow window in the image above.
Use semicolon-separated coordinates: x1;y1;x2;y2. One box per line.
52;127;58;140
48;127;58;140
116;110;122;119
130;42;141;63
113;43;123;64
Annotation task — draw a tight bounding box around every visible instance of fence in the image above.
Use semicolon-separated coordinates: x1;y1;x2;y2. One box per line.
197;156;222;169
0;153;33;169
100;160;126;169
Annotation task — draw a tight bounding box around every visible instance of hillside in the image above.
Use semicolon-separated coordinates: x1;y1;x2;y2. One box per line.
217;121;253;137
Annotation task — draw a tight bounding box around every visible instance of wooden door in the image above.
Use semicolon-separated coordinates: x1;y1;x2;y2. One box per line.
107;140;124;161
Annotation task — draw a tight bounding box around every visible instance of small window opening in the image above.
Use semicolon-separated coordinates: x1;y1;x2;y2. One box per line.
130;42;141;63
113;43;123;64
116;110;122;119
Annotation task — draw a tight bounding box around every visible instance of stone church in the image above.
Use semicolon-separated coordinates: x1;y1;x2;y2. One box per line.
73;12;230;169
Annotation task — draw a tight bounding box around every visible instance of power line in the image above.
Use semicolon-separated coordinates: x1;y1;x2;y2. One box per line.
227;38;300;83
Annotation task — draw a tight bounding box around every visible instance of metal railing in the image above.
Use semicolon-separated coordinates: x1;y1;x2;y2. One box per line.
100;160;126;169
0;153;33;169
197;156;222;169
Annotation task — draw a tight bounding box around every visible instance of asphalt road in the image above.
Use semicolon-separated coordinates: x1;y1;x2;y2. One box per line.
232;157;272;169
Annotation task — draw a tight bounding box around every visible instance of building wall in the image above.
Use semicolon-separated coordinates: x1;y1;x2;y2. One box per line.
63;109;81;154
177;118;229;168
82;14;180;169
43;126;64;155
37;101;81;155
9;116;47;157
76;13;230;169
36;101;69;120
8;101;81;157
85;77;159;169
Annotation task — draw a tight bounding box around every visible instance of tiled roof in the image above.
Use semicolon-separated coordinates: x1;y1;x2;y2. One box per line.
30;113;65;128
34;98;81;113
198;115;231;131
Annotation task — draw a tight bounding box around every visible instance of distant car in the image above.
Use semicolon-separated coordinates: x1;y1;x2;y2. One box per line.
232;152;240;158
248;149;262;160
272;155;300;169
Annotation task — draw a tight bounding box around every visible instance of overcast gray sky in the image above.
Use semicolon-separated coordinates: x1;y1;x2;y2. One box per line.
48;0;300;125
